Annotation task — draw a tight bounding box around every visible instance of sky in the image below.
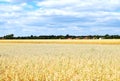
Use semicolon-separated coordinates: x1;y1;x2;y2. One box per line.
0;0;120;36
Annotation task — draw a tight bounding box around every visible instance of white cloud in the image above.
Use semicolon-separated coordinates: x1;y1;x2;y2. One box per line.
37;0;120;11
0;0;120;36
0;0;12;2
0;4;24;12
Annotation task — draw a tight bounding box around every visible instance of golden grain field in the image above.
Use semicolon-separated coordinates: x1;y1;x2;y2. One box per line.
0;39;120;44
0;40;120;81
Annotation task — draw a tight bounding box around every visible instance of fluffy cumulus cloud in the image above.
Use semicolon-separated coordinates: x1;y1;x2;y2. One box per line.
0;0;120;36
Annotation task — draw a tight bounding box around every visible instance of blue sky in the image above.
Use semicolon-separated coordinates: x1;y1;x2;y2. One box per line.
0;0;120;36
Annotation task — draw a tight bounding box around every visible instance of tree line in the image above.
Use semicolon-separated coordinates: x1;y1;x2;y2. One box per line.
0;34;120;39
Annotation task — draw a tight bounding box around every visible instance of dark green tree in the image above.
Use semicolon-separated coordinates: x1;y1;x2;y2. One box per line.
105;34;110;39
4;34;14;39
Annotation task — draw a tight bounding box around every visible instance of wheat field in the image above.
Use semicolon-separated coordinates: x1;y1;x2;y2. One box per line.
0;40;120;81
0;39;120;44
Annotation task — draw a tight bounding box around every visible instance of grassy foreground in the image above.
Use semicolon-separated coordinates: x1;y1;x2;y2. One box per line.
0;42;120;81
0;39;120;44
